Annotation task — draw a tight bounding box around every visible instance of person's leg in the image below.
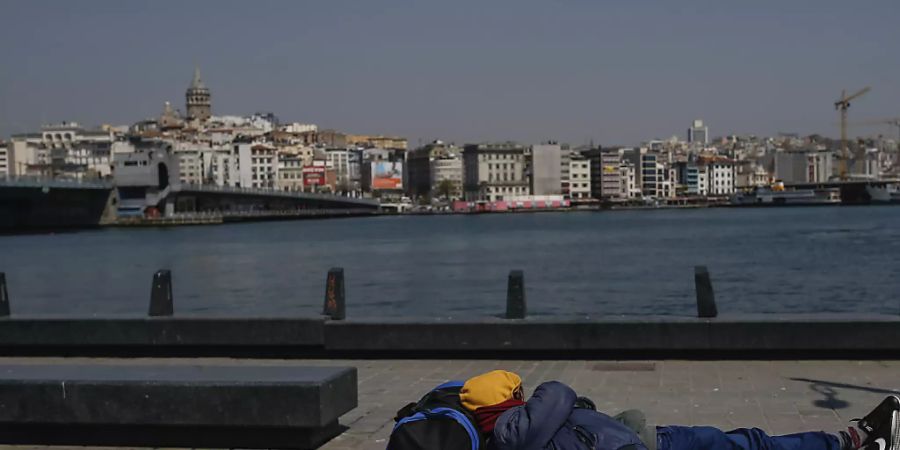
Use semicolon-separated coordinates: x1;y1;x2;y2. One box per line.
657;425;841;450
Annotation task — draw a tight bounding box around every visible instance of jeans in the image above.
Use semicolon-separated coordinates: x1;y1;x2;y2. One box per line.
657;426;841;450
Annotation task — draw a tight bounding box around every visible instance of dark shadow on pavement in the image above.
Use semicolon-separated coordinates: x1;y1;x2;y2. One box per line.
790;377;900;411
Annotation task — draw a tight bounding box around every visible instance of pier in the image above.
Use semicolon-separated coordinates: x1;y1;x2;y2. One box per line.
0;267;897;448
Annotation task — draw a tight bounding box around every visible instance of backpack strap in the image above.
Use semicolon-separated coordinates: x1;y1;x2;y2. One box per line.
393;402;418;422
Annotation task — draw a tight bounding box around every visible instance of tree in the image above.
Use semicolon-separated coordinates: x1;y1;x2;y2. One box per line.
436;179;456;200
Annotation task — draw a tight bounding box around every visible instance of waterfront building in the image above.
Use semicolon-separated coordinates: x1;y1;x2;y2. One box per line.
600;150;623;199
170;142;231;186
431;154;463;200
278;156;305;191
688;119;709;145
231;142;278;189
0;141;8;178
735;161;771;189
568;154;591;200
185;67;211;123
112;140;181;216
407;140;461;199
559;145;572;196
619;162;638;198
707;159;736;196
640;153;660;197
8;123;115;180
774;150;833;183
326;148;353;190
531;143;562;196
463;142;529;202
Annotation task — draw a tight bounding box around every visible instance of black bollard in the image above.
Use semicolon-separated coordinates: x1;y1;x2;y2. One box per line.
0;272;9;317
694;265;718;318
323;267;346;320
149;270;174;317
506;270;526;319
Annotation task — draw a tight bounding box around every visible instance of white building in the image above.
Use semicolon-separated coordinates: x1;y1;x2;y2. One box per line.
707;161;735;195
326;149;352;188
281;123;318;134
39;122;113;149
463;143;529;201
231;143;278;189
619;162;638;198
430;156;463;199
568;156;591;199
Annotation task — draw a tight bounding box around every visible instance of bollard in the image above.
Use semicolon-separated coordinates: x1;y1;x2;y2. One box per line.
0;273;9;317
323;267;346;320
149;270;174;317
694;265;718;318
506;270;526;319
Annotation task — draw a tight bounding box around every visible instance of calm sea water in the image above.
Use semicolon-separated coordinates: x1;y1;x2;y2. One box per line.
1;207;898;317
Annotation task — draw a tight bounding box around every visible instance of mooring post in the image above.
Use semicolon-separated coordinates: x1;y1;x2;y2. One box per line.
0;272;9;317
506;270;526;319
694;265;718;318
149;269;174;317
323;267;346;320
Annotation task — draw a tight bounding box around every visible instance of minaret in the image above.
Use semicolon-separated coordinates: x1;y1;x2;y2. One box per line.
185;67;211;122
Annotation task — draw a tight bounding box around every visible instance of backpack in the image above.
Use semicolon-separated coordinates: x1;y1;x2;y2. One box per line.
387;380;484;450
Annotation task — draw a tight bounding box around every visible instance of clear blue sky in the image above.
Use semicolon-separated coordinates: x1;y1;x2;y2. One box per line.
1;0;898;146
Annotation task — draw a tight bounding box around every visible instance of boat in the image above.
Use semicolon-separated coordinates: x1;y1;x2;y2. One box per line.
730;183;841;206
865;183;900;204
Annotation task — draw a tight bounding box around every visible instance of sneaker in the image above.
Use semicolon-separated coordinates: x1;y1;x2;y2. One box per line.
857;395;900;450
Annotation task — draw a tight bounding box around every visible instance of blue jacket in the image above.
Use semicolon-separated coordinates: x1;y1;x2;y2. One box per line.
491;381;648;450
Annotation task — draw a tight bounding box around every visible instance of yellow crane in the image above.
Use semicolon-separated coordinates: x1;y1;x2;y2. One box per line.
834;86;871;179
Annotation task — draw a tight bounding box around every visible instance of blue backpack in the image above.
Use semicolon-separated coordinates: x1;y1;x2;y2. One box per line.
388;381;483;450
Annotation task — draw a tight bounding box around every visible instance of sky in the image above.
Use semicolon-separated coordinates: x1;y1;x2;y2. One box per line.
1;0;898;147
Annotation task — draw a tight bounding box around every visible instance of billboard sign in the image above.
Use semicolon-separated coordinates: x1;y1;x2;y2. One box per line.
372;161;403;190
303;165;326;186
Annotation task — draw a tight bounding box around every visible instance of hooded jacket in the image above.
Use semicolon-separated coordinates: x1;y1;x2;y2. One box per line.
491;381;648;450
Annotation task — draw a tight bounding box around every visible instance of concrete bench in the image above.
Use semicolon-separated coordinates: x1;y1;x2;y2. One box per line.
0;363;357;449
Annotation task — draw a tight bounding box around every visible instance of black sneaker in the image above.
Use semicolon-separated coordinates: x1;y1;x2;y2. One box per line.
857;395;900;450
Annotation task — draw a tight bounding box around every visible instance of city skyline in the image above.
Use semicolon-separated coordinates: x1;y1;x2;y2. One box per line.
1;0;899;146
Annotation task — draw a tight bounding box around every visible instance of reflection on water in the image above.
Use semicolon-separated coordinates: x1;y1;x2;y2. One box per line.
1;206;899;317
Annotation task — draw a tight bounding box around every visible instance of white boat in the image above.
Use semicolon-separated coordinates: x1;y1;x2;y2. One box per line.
731;186;841;206
865;183;900;203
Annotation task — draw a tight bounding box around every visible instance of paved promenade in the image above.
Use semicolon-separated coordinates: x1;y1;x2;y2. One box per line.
0;358;897;450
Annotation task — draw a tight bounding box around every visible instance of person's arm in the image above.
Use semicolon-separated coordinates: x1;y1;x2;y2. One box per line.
492;381;577;450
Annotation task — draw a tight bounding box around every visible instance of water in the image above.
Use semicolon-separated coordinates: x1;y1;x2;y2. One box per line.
1;207;899;317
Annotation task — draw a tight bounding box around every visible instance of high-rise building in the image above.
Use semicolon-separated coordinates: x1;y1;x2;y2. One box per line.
688;119;709;145
530;143;562;196
185;67;212;122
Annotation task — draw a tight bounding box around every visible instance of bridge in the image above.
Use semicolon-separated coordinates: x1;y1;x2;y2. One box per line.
112;147;380;222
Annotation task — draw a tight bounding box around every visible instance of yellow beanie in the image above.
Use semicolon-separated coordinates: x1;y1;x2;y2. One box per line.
460;370;522;411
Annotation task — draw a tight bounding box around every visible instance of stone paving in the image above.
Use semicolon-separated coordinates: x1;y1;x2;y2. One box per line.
0;358;898;450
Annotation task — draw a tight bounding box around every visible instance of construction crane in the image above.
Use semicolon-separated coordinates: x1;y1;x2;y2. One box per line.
834;87;871;179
